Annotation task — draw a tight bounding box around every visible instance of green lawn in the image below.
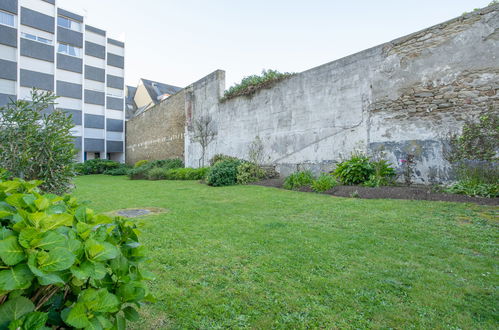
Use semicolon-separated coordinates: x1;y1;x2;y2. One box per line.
74;175;498;329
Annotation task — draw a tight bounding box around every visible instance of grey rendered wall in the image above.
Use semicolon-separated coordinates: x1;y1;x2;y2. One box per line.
185;5;499;183
0;59;17;81
85;66;105;82
107;75;123;89
84;114;104;128
85;42;105;59
0;94;16;107
84;90;105;105
107;97;123;110
84;138;104;152
57;27;83;48
107;53;124;68
0;0;17;14
20;69;54;91
0;25;17;47
107;141;123;153
21;39;54;62
57;81;82;99
106;119;123;132
57;54;82;73
20;7;54;33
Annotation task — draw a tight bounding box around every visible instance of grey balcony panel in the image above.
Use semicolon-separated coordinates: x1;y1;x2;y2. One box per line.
20;69;54;91
85;41;105;59
72;136;82;150
84;114;104;129
0;25;17;47
106;75;124;89
107;53;124;68
106;96;123;110
107;38;124;48
21;7;55;33
85;25;105;36
106;119;123;132
0;93;16;106
57;27;83;48
0;59;16;81
107;140;123;153
84;138;104;152
42;0;55;4
84;90;105;105
0;0;17;14
85;65;105;82
57;54;82;73
20;38;54;62
58;108;82;125
57;8;83;22
57;81;82;99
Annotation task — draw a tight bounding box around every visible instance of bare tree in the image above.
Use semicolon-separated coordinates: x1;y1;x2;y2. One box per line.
248;135;266;165
192;114;217;167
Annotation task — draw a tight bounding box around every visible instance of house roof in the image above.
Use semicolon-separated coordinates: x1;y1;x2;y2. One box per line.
140;79;182;105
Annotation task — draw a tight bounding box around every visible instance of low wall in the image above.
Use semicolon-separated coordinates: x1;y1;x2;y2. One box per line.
125;89;186;165
184;5;499;183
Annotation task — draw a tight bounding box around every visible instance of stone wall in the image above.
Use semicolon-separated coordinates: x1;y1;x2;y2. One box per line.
125;89;185;165
184;5;498;183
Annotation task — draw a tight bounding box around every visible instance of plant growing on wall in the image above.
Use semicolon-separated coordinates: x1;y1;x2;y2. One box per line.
192;115;218;167
222;70;295;101
248;136;266;165
0;90;76;194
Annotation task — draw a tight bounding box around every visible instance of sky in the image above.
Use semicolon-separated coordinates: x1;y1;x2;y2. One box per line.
58;0;493;89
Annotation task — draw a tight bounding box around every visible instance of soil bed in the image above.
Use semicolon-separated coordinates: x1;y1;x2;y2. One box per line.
251;179;499;206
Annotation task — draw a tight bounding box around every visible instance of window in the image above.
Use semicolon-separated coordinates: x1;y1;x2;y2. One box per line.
57;16;81;32
0;11;15;27
58;43;82;57
21;32;52;45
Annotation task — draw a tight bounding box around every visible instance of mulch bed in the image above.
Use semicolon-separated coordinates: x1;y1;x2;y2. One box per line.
251;179;499;206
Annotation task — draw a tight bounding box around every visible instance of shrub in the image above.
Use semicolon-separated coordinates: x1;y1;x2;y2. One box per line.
0;90;75;195
334;153;374;185
206;159;242;186
166;168;210;180
75;159;122;175
129;159;184;180
222;70;295;101
134;160;149;168
311;174;338;192
364;159;397;187
445;180;498;198
283;171;314;190
103;166;130;176
146;167;168;180
0;175;151;329
236;162;266;184
209;154;241;167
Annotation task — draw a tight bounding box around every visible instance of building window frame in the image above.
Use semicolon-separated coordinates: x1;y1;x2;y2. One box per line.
57;42;82;58
0;10;15;28
21;32;53;45
57;15;82;32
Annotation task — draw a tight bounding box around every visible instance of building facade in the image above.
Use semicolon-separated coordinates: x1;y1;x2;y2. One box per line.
0;0;126;162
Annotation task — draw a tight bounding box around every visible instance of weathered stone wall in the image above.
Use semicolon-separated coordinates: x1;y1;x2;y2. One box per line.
125;89;185;165
184;5;498;183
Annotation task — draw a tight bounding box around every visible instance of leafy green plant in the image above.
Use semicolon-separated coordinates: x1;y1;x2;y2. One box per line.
0;175;151;329
134;160;149;168
444;180;498;198
75;159;123;175
283;171;314;190
165;168;210;180
146;167;168;180
334;153;374;185
222;70;295;101
0;90;76;195
311;174;338;192
209;154;241;167
206;160;243;187
236;162;266;185
129;159;184;180
364;160;396;187
103;166;130;176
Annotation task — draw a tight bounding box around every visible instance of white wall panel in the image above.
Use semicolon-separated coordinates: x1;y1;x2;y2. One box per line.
19;56;54;74
20;26;54;41
85;79;104;91
57;69;82;84
106;131;123;141
20;0;55;16
85;32;106;45
0;44;17;61
0;79;16;95
57;97;82;109
107;44;124;56
85;56;105;69
84;103;105;115
106;66;123;77
71;125;82;136
106;109;123;120
84;128;105;139
106;87;123;97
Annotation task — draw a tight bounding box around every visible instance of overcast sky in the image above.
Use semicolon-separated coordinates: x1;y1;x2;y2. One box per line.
58;0;492;89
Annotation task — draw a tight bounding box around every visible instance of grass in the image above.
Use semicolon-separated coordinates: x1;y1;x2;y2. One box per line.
74;175;498;329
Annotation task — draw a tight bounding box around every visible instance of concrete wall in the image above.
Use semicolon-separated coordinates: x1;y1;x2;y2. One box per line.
184;6;499;183
125;89;186;165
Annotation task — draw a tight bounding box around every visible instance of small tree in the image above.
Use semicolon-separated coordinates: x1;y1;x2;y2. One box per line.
0;90;76;194
191;114;217;167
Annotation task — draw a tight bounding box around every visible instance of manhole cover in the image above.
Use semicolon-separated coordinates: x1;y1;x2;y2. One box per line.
116;209;152;218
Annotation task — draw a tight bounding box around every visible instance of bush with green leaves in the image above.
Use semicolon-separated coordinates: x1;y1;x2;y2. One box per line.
75;159;123;175
103;166;131;176
363;160;397;187
222;70;295;101
129;159;184;180
0;174;151;329
333;153;374;185
236;162;266;185
0;90;76;195
166;168;210;180
283;171;314;190
206;159;243;187
134;160;149;168
311;174;338;192
444;180;498;198
209;154;241;167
